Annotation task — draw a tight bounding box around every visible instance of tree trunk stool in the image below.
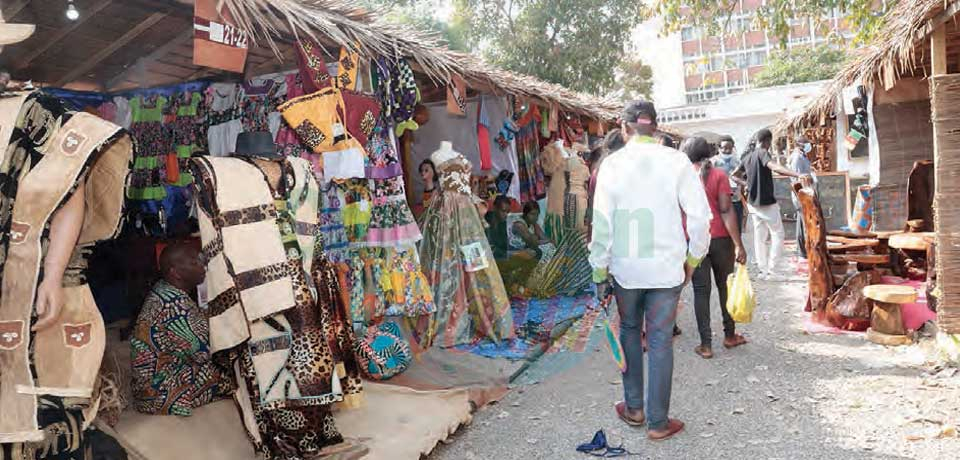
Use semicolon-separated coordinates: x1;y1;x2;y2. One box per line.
863;285;918;343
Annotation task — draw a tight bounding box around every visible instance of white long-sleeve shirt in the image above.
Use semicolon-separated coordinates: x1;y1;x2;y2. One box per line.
589;136;713;289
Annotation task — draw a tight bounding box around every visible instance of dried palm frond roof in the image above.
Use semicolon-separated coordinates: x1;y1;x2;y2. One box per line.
222;0;622;119
779;0;960;133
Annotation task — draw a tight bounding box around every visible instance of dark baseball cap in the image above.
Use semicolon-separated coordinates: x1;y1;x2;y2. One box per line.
622;100;657;125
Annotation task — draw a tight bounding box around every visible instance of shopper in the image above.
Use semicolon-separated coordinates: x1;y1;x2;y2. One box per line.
590;100;712;441
733;128;810;280
713;135;744;235
681;137;749;359
788;136;816;259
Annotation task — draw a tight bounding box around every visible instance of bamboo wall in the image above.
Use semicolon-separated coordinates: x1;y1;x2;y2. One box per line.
930;74;960;334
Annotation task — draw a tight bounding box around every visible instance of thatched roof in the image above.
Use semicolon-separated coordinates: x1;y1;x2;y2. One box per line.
0;0;619;120
779;0;960;132
222;0;622;119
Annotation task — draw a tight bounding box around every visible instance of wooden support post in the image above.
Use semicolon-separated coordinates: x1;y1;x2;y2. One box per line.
932;24;948;76
55;12;168;87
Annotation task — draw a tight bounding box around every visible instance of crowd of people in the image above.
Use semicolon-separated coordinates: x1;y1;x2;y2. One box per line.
585;100;814;441
126;97;818;446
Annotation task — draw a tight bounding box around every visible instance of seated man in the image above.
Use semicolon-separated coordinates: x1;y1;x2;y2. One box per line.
131;242;232;416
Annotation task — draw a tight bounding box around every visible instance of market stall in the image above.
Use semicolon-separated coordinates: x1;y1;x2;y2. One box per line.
775;0;959;341
0;1;618;459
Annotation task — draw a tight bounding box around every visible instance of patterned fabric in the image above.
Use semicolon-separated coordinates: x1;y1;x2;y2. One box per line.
130;281;233;416
0;397;90;460
341;179;372;242
128;95;170;200
364;120;403;179
374;57;420;136
418;152;513;348
365;176;421;247
191;157;363;460
524;223;592;298
515;121;546;203
320;182;349;261
0;93;130;446
353;322;411;380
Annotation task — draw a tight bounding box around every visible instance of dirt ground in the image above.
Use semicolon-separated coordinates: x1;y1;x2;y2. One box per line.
431;255;960;460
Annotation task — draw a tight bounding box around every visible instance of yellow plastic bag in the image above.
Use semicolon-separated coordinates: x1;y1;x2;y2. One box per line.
726;264;756;323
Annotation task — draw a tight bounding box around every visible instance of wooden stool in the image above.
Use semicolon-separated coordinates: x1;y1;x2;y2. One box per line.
863;285;917;344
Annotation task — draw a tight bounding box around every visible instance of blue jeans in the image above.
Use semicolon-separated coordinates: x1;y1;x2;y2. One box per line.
614;281;683;430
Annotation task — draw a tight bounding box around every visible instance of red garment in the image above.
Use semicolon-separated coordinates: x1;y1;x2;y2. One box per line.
703;167;732;238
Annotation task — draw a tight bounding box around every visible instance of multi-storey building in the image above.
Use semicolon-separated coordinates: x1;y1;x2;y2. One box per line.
634;0;856;109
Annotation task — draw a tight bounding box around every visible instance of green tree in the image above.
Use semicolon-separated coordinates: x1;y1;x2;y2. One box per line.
612;57;654;100
450;0;647;94
752;46;849;87
652;0;894;44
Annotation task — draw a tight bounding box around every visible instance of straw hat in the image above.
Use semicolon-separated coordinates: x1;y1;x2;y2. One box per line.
0;12;35;46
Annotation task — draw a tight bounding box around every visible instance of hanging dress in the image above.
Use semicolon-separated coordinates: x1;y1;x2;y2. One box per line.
128;95;170;200
542;144;589;239
418;152;513;348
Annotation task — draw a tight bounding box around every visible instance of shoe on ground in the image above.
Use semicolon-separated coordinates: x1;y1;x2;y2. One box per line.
694;345;714;359
648;418;685;441
615;401;646;426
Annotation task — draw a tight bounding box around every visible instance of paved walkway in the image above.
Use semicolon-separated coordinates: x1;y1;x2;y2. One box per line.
431;267;960;459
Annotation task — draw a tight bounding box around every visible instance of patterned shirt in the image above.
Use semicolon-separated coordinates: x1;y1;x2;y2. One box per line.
131;280;231;416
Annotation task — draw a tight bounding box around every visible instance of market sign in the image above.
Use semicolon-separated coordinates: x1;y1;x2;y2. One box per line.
193;0;248;73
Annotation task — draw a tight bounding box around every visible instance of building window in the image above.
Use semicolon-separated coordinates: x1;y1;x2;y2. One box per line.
681;26;700;41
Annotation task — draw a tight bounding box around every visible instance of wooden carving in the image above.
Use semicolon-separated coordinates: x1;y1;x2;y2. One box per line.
825;270;883;331
794;183;836;322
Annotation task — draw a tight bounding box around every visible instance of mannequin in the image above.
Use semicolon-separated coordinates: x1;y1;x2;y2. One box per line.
431;140;458;164
417;143;513;348
190;131;365;460
541;141;590;238
0;92;133;457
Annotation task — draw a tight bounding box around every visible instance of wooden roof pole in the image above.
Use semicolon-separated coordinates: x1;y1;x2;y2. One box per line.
55;12;168;87
13;0;114;71
2;0;31;19
106;27;193;90
932;24;948;76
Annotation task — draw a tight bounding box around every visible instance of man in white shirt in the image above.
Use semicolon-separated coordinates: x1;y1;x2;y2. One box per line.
589;100;712;441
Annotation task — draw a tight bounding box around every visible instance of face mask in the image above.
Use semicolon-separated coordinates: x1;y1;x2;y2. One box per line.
720;151;733;158
802;143;812;154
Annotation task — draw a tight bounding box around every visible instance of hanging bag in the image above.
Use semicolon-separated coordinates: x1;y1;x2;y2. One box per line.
726;264;756;323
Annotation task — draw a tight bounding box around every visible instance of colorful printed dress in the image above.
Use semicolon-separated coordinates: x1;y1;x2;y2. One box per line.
130;280;232;416
418;152;513;348
128;94;170;200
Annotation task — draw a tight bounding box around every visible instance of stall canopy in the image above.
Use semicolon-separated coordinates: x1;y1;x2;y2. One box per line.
0;0;621;120
779;0;960;132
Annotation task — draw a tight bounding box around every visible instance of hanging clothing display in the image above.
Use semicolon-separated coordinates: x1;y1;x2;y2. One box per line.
206;82;243;157
541;142;589;238
0;93;133;447
409;98;520;202
128;94;170;200
418;145;512;348
190;155;362;460
168;91;204;186
279;87;367;181
374;57;420;137
365;176;421;247
514;120;546;203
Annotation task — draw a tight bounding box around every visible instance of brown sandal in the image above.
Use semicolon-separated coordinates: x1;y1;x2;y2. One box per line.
694;345;714;359
648;418;685;441
723;334;748;349
615;401;645;427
